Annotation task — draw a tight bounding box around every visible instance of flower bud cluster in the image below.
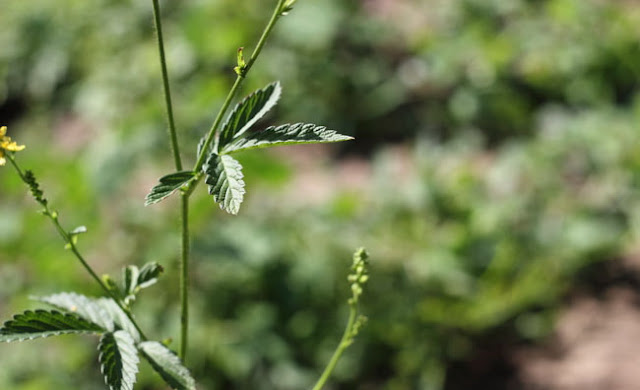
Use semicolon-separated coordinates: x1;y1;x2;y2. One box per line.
347;247;369;305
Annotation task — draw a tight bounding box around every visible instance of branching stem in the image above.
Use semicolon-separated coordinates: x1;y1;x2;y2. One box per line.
7;154;148;341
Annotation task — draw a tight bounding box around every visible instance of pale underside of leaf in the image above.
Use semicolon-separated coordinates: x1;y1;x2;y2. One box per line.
145;171;195;206
203;153;245;215
99;330;140;390
139;341;196;390
222;123;353;154
97;299;141;342
218;81;282;150
36;292;115;331
0;309;104;342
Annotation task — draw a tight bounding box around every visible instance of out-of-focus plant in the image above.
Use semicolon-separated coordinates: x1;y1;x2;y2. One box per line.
0;1;366;390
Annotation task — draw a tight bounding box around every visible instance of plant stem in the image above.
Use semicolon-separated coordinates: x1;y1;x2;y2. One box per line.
191;0;288;174
311;306;358;390
171;0;287;360
7;154;148;341
179;193;190;360
152;0;182;171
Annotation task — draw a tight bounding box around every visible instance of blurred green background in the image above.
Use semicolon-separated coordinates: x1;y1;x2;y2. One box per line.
2;0;640;389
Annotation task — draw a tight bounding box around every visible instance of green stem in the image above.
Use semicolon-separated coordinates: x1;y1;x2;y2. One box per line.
311;305;357;390
191;0;288;175
179;194;190;360
152;0;182;171
7;154;148;341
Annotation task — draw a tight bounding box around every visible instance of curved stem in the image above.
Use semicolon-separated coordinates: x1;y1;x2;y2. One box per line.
7;154;148;341
191;0;288;175
152;0;182;171
311;306;357;390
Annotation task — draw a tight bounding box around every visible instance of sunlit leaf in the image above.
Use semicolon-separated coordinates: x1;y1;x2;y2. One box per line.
98;299;140;342
99;330;140;390
0;310;103;342
218;81;282;150
139;341;196;390
222;123;353;154
37;292;115;331
145;171;195;206
203;153;245;215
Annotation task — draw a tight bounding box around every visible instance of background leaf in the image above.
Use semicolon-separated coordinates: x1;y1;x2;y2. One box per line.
99;330;140;390
204;153;245;215
145;171;195;206
139;341;196;390
217;82;282;150
37;292;115;331
222;123;353;154
0;310;103;342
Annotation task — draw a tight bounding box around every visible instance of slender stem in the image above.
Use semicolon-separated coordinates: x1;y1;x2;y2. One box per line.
176;0;287;361
243;0;287;74
179;194;190;360
191;0;288;175
191;75;244;173
311;306;358;390
152;0;182;171
7;154;148;341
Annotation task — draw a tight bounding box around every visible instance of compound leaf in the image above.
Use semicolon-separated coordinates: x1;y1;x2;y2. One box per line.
139;341;196;390
203;153;245;215
37;292;115;331
99;330;140;390
218;81;282;150
0;309;103;342
145;171;195;206
222;123;353;154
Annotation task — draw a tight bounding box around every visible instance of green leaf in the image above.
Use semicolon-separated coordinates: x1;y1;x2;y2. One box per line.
139;341;196;390
0;310;103;342
123;266;139;297
37;292;115;331
222;123;353;154
218;81;282;150
137;262;164;290
98;299;141;342
145;171;195;206
203;153;245;215
99;330;140;390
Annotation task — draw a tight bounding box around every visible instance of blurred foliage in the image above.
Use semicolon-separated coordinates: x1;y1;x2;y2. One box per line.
2;0;640;389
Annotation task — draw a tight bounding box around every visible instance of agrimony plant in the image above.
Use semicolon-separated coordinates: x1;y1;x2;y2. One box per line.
0;1;369;389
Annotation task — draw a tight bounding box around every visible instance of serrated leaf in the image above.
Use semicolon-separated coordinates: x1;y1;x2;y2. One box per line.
98;299;141;342
145;171;195;206
222;123;353;154
99;331;140;390
203;153;245;215
36;292;114;331
139;341;196;390
218;81;282;150
137;262;164;290
0;310;103;342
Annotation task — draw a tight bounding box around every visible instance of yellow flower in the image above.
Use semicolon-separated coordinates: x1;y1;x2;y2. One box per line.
0;126;26;166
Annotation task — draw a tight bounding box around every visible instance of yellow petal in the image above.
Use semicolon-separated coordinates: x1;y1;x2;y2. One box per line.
0;154;5;166
5;141;25;152
0;126;6;137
